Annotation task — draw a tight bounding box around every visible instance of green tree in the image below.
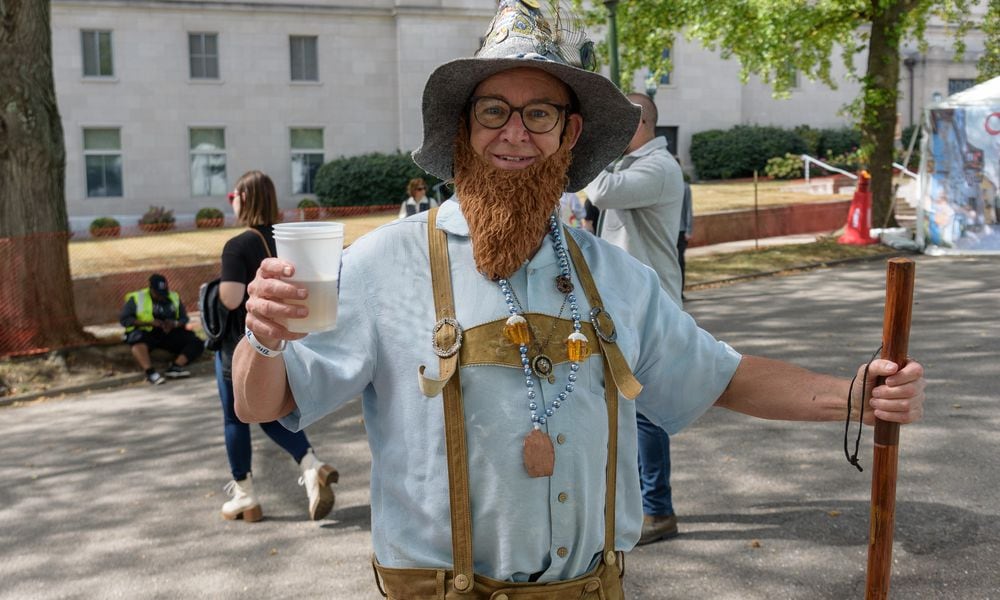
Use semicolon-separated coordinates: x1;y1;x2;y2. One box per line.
577;0;976;227
0;0;91;354
978;0;1000;81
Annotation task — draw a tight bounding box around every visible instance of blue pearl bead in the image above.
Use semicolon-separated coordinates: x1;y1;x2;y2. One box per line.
521;357;529;366
527;390;536;399
523;367;532;376
545;408;554;417
552;401;561;408
528;402;537;410
532;414;540;422
570;363;580;372
558;392;567;400
566;384;574;392
526;380;534;388
568;294;576;302
539;417;547;425
568;373;577;382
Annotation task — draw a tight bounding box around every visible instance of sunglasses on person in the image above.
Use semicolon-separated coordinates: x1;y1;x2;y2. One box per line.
469;96;571;134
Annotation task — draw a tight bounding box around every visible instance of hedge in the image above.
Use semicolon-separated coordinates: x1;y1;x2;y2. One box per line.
314;151;444;207
690;125;808;180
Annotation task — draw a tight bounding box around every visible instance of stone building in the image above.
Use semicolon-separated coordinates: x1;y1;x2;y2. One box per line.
51;0;985;231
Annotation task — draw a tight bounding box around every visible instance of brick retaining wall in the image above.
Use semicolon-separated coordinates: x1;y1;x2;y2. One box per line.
73;201;852;325
689;199;850;247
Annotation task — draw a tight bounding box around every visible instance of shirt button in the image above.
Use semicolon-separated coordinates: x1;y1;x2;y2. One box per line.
558;492;568;503
557;546;569;558
556;433;566;444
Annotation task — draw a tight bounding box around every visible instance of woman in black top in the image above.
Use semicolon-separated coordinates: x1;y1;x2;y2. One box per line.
216;170;338;522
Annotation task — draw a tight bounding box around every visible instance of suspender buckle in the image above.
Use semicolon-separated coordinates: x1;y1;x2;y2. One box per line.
589;307;618;343
432;317;463;358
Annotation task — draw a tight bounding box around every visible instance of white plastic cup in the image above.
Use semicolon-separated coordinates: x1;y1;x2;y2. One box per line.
273;222;344;333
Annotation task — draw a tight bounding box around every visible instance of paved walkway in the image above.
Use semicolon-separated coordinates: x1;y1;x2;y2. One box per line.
2;254;997;599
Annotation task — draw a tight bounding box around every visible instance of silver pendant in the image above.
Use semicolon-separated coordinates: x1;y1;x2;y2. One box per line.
531;354;556;384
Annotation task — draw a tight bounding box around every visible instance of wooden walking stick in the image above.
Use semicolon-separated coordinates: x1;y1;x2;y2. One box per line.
865;257;915;600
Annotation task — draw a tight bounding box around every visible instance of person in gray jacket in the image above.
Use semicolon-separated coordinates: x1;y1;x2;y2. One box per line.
584;93;686;545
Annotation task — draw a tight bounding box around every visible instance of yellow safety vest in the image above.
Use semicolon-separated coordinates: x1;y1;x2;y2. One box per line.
124;287;180;332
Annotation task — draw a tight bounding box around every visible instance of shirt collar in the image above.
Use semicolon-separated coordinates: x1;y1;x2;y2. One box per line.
626;135;667;158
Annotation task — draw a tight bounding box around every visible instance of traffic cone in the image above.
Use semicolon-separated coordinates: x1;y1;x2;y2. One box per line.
838;171;878;245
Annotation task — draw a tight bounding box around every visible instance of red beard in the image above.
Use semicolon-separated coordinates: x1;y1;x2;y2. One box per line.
453;122;573;281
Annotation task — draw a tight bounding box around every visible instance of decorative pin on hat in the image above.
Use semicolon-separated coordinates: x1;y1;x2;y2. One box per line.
412;0;640;192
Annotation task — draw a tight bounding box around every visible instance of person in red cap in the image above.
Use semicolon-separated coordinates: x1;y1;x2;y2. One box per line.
119;273;203;385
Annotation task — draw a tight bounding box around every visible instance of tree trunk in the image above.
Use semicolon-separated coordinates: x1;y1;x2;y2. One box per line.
862;0;916;229
0;0;91;355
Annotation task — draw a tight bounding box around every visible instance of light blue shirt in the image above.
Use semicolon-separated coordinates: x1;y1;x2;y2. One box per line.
280;198;740;582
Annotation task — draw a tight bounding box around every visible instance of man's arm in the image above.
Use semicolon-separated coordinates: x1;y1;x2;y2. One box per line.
716;355;925;425
232;258;309;423
585;156;671;210
119;297;138;328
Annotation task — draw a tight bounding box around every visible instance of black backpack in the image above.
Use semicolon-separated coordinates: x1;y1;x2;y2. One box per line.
198;278;230;351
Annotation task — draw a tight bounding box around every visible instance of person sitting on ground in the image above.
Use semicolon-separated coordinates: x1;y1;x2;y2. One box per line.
398;177;439;219
120;273;204;385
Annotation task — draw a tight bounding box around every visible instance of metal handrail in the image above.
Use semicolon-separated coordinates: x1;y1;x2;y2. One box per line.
801;154;859;182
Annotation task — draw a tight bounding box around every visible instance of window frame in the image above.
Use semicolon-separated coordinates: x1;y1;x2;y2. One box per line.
947;78;975;96
81;29;115;78
82;127;124;198
188;127;228;197
290;127;325;195
188;32;220;80
289;35;319;82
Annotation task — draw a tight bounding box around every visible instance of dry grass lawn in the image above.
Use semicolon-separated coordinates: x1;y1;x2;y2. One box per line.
690;179;850;212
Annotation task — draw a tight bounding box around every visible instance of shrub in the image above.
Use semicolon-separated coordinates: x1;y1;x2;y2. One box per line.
195;207;225;228
690;125;807;180
138;205;175;232
89;217;121;238
793;125;822;156
297;198;321;220
817;127;861;157
764;153;804;180
313;151;443;207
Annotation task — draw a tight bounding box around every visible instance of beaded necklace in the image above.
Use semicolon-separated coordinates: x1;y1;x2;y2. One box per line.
497;214;591;477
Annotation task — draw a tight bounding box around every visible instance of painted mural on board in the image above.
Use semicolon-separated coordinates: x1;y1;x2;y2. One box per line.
921;102;1000;252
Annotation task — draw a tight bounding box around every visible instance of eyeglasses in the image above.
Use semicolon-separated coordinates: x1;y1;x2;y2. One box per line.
469;96;571;134
415;187;426;191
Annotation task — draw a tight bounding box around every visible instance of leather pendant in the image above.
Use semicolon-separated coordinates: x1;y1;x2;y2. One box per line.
523;428;555;478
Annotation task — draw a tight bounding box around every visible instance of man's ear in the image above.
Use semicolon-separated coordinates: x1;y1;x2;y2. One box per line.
562;113;584;149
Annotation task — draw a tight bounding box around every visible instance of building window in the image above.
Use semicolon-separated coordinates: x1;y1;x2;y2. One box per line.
189;128;227;196
290;36;319;81
659;47;672;85
81;30;114;77
291;128;324;194
83;128;123;197
948;78;975;95
189;33;219;79
655;126;679;156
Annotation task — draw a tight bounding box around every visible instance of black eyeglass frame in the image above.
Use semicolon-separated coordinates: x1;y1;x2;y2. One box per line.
468;96;574;134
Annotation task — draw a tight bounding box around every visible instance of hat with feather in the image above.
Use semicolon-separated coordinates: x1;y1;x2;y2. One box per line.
412;0;640;192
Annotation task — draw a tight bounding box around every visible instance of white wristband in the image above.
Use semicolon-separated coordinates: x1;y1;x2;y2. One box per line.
245;327;287;358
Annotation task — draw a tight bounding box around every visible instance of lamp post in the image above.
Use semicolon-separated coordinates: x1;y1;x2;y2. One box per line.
604;0;620;88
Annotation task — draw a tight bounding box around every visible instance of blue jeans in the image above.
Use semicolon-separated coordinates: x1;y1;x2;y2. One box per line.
215;353;311;481
636;411;674;517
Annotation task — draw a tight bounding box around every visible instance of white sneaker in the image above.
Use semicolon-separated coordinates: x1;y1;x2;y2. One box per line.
221;475;263;522
299;450;338;521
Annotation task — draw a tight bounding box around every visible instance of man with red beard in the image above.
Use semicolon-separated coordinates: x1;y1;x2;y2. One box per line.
231;2;925;597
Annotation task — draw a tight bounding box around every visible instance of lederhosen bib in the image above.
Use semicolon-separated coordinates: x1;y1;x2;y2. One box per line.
372;208;642;599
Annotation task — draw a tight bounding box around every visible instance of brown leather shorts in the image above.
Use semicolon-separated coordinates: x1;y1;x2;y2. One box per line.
372;552;625;600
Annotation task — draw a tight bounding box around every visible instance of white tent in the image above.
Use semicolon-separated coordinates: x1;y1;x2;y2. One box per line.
917;76;1000;253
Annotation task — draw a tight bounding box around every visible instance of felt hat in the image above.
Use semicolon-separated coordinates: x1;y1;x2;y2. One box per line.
411;0;640;192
